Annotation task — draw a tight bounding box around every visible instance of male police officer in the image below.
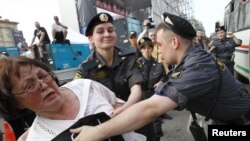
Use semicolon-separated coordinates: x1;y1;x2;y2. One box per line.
70;12;250;141
129;31;142;57
208;22;242;74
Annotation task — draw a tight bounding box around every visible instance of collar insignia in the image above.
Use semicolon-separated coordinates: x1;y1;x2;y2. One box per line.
170;71;183;80
98;64;102;68
121;56;126;60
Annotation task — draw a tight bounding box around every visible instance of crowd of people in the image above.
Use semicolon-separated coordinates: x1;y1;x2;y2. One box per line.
0;10;249;141
21;16;69;62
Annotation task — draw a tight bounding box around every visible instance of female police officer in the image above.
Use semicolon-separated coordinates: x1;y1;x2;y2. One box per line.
137;37;166;141
70;12;250;141
74;12;156;141
208;23;242;75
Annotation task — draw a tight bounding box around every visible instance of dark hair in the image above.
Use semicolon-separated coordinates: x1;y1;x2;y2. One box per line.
139;42;154;49
0;57;58;116
138;37;154;49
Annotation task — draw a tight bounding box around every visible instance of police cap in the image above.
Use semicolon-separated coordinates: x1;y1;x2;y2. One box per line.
161;12;196;39
215;22;226;32
85;12;113;36
138;37;153;49
129;31;137;38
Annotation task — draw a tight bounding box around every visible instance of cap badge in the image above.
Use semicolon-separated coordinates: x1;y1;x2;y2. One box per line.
164;16;173;25
99;13;109;22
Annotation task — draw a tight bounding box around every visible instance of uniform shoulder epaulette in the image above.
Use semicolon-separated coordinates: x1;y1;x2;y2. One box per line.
116;46;137;56
137;57;144;64
80;59;98;71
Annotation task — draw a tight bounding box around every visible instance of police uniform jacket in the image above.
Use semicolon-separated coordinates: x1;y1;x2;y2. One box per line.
74;47;143;101
155;45;250;123
137;56;166;98
209;38;238;63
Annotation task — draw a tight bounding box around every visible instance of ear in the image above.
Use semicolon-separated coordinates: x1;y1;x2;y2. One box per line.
88;36;93;43
172;37;179;50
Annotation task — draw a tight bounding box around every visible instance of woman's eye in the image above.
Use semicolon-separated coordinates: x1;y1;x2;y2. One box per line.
108;28;114;33
26;82;36;90
96;30;104;34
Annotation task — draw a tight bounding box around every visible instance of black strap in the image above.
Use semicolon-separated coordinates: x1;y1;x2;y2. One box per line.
51;112;125;141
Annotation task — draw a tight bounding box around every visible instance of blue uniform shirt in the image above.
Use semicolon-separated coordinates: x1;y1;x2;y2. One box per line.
155;46;250;122
74;47;143;101
209;38;237;62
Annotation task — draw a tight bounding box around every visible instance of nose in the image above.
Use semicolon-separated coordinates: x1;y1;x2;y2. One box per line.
37;79;49;90
104;31;109;36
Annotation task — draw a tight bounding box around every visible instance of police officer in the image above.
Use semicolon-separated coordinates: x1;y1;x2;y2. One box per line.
74;12;156;141
137;37;166;100
137;37;166;141
70;12;250;141
208;22;242;74
129;31;142;57
137;22;172;73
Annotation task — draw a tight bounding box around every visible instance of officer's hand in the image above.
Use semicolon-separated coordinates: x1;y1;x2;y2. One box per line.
111;106;125;117
227;32;234;38
227;32;233;35
208;46;216;53
113;102;123;110
70;126;102;141
154;81;163;88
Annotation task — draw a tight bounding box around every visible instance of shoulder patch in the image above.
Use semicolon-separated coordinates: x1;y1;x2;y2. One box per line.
216;58;226;71
170;65;184;80
170;71;183;80
74;71;84;79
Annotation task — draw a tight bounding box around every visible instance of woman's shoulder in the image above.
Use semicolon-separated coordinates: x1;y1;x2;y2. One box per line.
115;46;137;57
62;79;93;90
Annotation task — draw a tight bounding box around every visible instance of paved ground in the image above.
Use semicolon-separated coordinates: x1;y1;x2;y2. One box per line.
160;110;194;141
160;83;250;141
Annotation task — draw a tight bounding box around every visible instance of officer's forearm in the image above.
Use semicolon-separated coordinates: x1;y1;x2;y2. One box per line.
123;84;142;109
97;99;157;139
233;37;242;46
